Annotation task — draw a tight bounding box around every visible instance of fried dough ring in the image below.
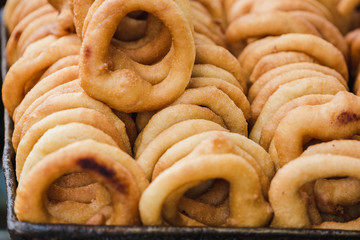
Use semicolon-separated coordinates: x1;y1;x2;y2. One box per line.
249;63;346;102
19;123;118;181
161;135;269;226
6;5;56;66
80;0;195;112
134;104;226;157
13;89;131;155
249;52;318;83
13;66;79;123
140;153;272;227
153;131;274;182
16;108;129;180
226;11;319;44
272;92;360;168
250;77;346;144
302;140;360;213
171;87;248;136
270;154;360;230
136;119;229;179
15;140;143;225
260;94;334;150
2;35;81;116
250;73;345;124
239;34;348;80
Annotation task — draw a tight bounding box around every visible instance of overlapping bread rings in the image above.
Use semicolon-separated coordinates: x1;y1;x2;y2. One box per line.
79;0;195;112
249;0;348;33
224;0;348;55
5;0;75;64
140;132;273;226
5;0;48;33
18;122;145;222
248;63;347;127
226;11;348;58
15;107;128;180
6;4;56;65
15;139;148;225
13;65;79;124
259;94;334;151
2;35;81;116
12;81;132;155
249;73;346;145
136;119;228;179
135;43;249;133
238;34;348;80
269;154;360;229
134;85;249;151
269;91;360;168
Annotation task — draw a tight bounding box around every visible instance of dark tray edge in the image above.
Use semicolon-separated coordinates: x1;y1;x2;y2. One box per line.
2;7;360;240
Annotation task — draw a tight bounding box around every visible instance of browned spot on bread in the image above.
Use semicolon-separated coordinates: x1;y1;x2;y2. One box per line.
77;158;128;194
337;112;360;124
84;46;91;58
14;31;22;40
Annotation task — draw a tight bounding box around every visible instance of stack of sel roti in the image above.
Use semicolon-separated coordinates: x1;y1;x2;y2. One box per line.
2;0;360;230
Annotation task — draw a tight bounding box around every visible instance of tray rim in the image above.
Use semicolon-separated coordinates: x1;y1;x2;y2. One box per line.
2;7;360;240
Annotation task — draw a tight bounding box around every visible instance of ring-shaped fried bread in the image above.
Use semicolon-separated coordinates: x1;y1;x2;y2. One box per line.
270;154;360;230
140;154;272;227
80;0;195;112
15;140;144;225
271;92;360;168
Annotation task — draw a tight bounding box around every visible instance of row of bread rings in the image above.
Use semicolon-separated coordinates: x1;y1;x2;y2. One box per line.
2;0;151;225
225;0;360;229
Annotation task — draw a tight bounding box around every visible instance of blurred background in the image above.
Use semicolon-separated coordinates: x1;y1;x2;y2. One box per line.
1;0;10;239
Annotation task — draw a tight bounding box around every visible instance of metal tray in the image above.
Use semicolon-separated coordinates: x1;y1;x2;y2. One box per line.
2;8;360;240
